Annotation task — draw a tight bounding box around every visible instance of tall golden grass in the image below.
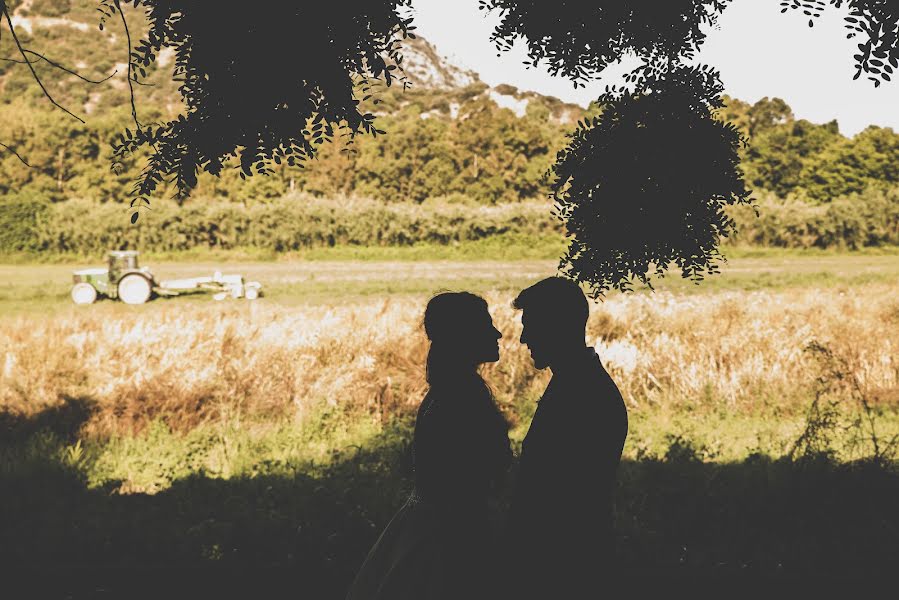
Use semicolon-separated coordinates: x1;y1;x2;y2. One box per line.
2;285;897;437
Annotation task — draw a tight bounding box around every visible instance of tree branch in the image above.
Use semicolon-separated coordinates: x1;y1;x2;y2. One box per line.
1;0;85;123
0;49;117;84
0;141;32;167
114;0;141;129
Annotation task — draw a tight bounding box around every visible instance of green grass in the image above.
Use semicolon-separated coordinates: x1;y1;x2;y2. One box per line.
722;245;899;258
2;250;898;315
12;404;894;495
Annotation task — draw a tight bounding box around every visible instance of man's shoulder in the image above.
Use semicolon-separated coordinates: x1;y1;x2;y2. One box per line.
550;361;624;421
559;358;622;396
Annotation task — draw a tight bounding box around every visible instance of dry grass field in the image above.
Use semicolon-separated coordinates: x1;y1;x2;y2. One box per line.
2;255;898;474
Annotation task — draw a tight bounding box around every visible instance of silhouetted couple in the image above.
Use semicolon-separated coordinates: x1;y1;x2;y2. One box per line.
347;277;628;599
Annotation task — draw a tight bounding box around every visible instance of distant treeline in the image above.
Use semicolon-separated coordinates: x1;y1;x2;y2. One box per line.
2;90;899;205
2;188;897;255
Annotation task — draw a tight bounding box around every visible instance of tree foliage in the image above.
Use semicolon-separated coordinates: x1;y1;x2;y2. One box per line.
0;6;895;214
781;0;899;86
552;66;750;296
97;0;417;204
479;1;745;294
721;95;899;202
479;0;898;293
479;1;732;84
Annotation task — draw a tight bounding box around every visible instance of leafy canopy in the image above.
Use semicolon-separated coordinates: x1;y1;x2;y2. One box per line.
479;0;731;84
97;0;416;210
552;65;750;295
479;0;897;295
781;0;899;86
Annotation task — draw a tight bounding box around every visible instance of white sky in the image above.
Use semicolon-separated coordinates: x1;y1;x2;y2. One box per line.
409;0;899;137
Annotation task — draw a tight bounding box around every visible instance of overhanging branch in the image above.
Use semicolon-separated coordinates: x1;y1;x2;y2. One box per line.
1;1;85;123
0;49;117;84
0;141;31;167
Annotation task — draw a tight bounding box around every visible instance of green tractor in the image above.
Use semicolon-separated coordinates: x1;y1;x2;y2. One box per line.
72;251;156;305
71;251;262;305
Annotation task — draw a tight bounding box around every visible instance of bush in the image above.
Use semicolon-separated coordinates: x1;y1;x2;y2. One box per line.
0;194;51;253
728;187;899;249
3;186;898;257
24;194;563;255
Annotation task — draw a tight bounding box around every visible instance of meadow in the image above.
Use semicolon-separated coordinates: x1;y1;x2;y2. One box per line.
1;249;898;596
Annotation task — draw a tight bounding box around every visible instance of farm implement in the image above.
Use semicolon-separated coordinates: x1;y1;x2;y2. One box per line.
71;251;262;305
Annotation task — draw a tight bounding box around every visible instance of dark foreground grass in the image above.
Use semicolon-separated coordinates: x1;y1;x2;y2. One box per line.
1;402;896;599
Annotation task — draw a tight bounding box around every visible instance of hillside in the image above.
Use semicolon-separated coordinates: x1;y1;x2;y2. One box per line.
1;1;582;124
0;0;588;204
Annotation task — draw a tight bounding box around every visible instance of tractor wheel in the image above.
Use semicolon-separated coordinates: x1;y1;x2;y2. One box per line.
71;283;98;305
118;274;152;305
245;287;259;300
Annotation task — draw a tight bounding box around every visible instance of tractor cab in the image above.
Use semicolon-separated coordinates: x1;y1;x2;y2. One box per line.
108;250;140;281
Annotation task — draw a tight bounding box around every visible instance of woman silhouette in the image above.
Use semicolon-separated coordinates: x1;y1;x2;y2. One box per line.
347;292;511;600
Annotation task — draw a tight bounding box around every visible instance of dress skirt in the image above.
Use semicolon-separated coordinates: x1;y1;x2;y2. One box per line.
346;494;494;600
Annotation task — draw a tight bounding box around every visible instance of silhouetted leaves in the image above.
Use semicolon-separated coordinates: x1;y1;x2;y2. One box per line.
478;1;731;85
475;0;897;293
477;2;747;293
549;65;751;297
782;0;899;85
104;0;415;202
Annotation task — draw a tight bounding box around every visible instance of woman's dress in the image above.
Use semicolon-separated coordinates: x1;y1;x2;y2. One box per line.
346;376;511;600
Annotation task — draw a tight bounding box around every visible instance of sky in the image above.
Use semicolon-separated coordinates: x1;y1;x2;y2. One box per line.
409;0;899;137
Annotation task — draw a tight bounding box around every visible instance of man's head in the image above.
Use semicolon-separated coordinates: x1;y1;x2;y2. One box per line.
513;277;589;370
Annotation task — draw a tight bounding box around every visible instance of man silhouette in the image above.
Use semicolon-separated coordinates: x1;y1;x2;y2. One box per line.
506;277;628;599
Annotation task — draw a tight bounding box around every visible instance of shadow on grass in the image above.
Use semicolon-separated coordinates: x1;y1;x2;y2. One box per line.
1;399;896;598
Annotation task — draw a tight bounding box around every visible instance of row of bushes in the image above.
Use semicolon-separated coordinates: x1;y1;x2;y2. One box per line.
1;188;897;255
728;187;899;249
0;194;563;254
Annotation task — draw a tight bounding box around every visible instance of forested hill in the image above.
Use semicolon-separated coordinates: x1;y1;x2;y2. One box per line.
1;0;898;207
